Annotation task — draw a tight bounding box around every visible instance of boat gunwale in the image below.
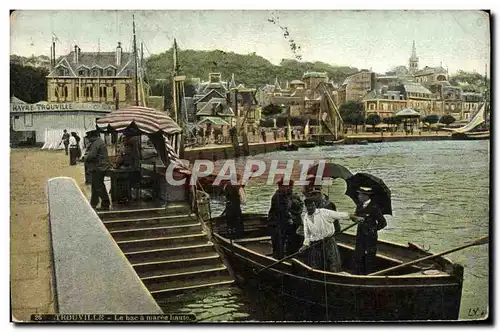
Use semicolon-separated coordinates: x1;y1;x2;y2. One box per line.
211;213;459;271
213;232;460;284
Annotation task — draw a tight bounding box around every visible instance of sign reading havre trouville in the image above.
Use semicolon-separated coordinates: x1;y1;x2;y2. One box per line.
10;103;115;113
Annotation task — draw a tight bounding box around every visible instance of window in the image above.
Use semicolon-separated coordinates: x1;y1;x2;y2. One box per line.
90;87;94;98
63;86;68;98
113;86;116;99
24;113;33;127
92;69;100;77
99;87;107;99
54;87;59;98
78;69;86;76
76;87;80;98
106;69;115;76
58;69;65;76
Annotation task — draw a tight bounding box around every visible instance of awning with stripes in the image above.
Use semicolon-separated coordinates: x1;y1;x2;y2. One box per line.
96;106;189;174
95;106;181;135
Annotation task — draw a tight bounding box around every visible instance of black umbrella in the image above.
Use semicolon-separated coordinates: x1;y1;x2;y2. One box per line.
345;172;392;215
307;163;353;180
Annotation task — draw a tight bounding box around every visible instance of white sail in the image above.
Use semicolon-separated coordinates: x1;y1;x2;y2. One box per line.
304;119;310;139
454;103;486;133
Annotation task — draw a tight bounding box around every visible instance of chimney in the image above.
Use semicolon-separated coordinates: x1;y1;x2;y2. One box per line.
73;45;78;63
78;47;81;63
116;42;122;66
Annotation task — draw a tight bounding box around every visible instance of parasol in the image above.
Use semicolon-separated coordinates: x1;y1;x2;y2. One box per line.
307;163;353;180
345;172;392;215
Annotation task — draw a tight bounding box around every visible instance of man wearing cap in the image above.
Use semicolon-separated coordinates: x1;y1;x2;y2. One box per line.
299;197;360;272
268;178;301;259
81;130;111;211
354;186;387;275
303;175;337;210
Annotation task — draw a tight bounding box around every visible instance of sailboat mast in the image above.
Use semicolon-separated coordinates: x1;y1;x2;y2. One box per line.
133;14;139;106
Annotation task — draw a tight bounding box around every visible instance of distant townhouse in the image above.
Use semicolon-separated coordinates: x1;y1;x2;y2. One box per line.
46;42;137;106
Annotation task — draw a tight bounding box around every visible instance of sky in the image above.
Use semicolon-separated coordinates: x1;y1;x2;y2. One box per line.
9;10;490;75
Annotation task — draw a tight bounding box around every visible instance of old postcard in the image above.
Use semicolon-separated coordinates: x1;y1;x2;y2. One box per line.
9;9;490;323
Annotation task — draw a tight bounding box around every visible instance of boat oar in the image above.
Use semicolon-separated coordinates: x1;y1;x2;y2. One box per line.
369;235;489;276
254;220;360;275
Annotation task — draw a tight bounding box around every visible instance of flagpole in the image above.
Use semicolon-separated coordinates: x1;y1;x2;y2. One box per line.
132;15;139;107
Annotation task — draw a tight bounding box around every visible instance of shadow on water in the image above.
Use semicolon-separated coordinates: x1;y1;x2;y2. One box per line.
157;283;325;322
162;140;489;322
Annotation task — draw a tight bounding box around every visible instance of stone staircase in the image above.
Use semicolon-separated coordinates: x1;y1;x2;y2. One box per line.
97;203;234;298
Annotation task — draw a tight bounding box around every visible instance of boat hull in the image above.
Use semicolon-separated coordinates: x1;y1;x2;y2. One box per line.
216;235;462;321
451;131;490;140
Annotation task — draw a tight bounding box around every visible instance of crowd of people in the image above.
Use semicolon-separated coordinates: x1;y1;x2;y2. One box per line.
223;174;387;275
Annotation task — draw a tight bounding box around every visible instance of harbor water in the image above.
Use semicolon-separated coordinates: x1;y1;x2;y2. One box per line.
157;140;490;322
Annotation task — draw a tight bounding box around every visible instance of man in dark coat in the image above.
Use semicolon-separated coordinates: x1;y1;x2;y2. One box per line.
223;174;245;239
268;178;300;259
60;129;70;155
354;186;387;275
82;130;111;211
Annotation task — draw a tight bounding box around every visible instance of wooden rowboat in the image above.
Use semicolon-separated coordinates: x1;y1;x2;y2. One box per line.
209;213;464;321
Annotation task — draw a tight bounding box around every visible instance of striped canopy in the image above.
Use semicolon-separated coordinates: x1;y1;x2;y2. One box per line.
96;106;181;135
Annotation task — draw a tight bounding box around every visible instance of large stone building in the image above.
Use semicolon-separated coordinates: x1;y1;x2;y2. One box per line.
363;89;407;119
47;43;137;106
338;71;375;104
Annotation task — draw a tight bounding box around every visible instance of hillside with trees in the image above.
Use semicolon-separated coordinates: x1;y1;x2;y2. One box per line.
145;47;360;91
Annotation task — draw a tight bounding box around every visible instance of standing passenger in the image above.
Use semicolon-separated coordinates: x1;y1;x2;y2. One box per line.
223;174;246;239
354;187;387;275
300;198;360;272
268;178;295;259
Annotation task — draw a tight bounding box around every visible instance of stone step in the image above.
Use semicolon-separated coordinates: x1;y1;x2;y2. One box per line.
133;255;222;277
98;207;171;221
116;233;208;252
149;275;234;297
125;243;216;264
142;265;230;291
110;223;203;241
164;203;192;215
103;214;198;231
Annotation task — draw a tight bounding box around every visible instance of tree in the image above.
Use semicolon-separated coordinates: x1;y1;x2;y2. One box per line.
440;114;456;126
383;116;402;132
10;63;48;103
422;114;440;131
365;114;382;132
339;101;365;133
261;103;283;117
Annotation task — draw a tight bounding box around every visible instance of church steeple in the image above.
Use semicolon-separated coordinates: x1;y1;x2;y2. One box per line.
409;40;419;73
